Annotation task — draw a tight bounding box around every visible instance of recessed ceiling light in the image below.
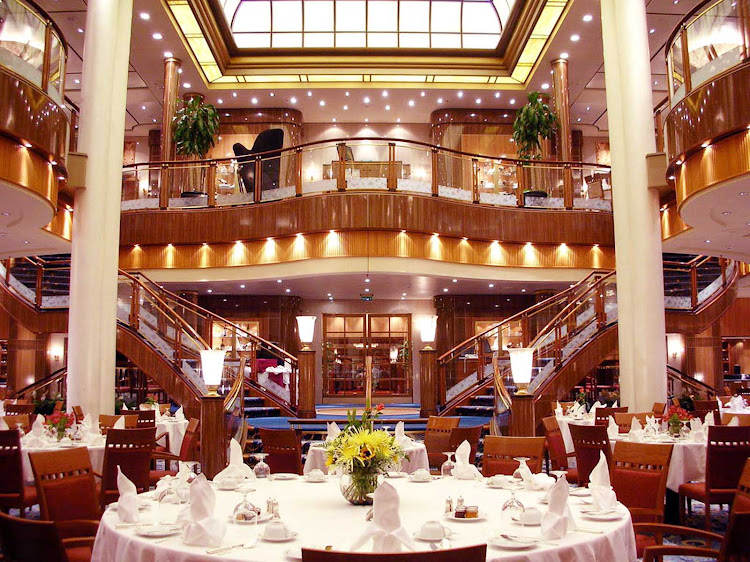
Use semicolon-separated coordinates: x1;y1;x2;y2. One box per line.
570;34;580;42
251;97;258;104
586;106;591;111
290;97;297;104
408;100;415;107
286;288;291;293
668;175;676;180
437;98;443;103
1;212;10;216
207;289;213;293
560;52;569;59
217;98;223;104
163;51;173;58
139;12;150;20
364;96;371;103
382;90;388;97
452;279;458;283
722;211;732;215
364;288;370;292
240;284;245;288
269;92;275;97
232;92;238;98
74;79;80;84
50;160;57;165
141;105;146;110
582;14;593;22
705;240;711;243
402;292;407;296
183;82;191;88
396;117;401;122
307;91;313;96
541;83;550;90
23;240;29;244
489;283;494;288
494;92;501;98
345;91;350;97
152;118;157;122
77;27;84;33
521;288;526;293
701;140;710;148
152;32;163;40
457;91;464;98
740;192;748;196
420;91;426;97
332;118;336;122
319;100;325;106
649;28;656;34
443;288;449;292
364;118;369;122
343;105;349;110
385;105;391;110
509;98;516;105
277;279;283;283
475;98;481;104
577;117;582;122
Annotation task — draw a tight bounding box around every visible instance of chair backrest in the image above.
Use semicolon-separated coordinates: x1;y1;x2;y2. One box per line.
28;447;99;521
721;413;750;426
652;402;666;416
424;416;460;468
159;404;171;414
3;415;31;432
613;412;651;433
693;409;722;426
569;424;612;486
302;544;487;562
705;426;750;491
0;430;24;501
99;414;138;433
0;510;66;562
693;400;719;412
4;404;34;416
135;409;156;427
178;418;200;460
721;458;750;561
100;427;156;508
258;428;303;474
542;415;570;471
72;405;84;423
482;436;546;477
594;407;628;426
448;425;483;465
610;441;673;522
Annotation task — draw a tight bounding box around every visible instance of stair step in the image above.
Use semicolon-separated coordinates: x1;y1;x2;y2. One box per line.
244;397;265;407
471;395;494;406
455;405;494;416
244;406;282;418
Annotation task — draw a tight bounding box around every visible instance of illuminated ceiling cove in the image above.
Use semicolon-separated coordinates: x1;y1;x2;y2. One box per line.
164;0;570;88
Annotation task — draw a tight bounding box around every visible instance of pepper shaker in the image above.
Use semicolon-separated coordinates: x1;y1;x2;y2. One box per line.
444;496;453;514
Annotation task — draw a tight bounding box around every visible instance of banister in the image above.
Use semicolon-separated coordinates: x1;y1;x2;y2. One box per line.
10;366;67;399
666;364;720;397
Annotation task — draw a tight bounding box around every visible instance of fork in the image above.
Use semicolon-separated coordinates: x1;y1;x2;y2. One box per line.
500;533;558;546
206;538;258;555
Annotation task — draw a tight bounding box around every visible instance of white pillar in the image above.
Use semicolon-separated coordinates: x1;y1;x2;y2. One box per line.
67;0;133;417
600;0;667;411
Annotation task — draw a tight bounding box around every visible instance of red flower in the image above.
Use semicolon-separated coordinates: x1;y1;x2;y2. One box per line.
376;404;385;412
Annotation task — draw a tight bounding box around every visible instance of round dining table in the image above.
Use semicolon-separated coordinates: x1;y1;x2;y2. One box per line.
157;418;190;456
555;414;595;454
22;442;105;483
92;476;637;561
303;442;430;475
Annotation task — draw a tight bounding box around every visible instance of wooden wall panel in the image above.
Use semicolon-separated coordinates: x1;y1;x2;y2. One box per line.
661;202;691;241
719;298;750;337
0;136;58;212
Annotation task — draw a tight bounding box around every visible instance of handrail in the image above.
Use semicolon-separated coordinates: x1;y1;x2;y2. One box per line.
667;364;720;398
223;358;246;410
10;366;67;399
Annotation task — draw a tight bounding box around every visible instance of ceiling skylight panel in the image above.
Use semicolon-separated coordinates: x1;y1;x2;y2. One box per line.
272;1;303;31
336;0;367;31
232;1;271;32
398;32;429;47
462;3;500;34
368;1;398;31
431;2;461;33
368;32;398;47
399;1;429;31
304;1;334;31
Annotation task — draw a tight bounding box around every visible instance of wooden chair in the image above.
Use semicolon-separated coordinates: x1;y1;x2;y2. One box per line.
72;406;84;424
447;425;483;465
0;430;37;517
302;544;487;561
613;412;651;433
541;416;577;482
258;428;303;475
99;427;156;509
594;406;628;426
135;409;156;427
637;458;750;561
693;409;722;426
721;413;750;426
3;414;31;432
693;399;719;412
679;426;750;530
424;416;460;469
159;404;171;415
28;447;100;521
482;436;546;477
610;441;673;524
569;424;612;486
98;414;138;433
0;510;98;562
652;402;666;416
149;418;200;485
5;404;34;416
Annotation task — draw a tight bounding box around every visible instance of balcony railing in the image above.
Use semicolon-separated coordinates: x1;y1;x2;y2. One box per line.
0;0;67;105
666;0;750;106
121;137;612;213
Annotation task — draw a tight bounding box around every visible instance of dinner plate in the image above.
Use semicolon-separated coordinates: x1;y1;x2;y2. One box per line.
580;509;624;521
489;536;538;551
109;500;151;512
408;476;433;483
227;512;273;525
385;472;408;479
443;512;486;522
262;531;298;543
511;515;542;526
569;488;592;497
134;525;182;538
271;473;299;481
304;476;327;483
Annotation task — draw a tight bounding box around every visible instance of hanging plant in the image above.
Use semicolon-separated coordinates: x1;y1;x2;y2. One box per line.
172;97;220;158
512;91;558;160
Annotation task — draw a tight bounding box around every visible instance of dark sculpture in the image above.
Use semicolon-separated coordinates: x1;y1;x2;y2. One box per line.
233;128;284;193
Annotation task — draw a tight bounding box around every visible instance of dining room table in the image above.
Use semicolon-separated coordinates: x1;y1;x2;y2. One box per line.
157;417;190;456
21;441;105;483
92;474;637;561
555;413;595;454
303;441;430;475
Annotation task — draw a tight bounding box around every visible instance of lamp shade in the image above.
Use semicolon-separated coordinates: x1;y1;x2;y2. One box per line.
509;347;534;385
200;349;225;387
389;346;399;363
419;315;438;344
296;315;317;344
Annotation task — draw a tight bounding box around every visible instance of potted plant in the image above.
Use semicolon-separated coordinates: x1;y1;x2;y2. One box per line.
172;96;220;196
512;91;558;203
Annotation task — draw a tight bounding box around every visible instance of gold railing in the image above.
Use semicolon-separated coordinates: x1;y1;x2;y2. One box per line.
121;137;612;213
666;0;750;106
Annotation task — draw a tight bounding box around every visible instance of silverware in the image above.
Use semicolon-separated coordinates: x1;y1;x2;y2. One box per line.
206;539;257;555
575;527;604;534
365;508;374;521
501;533;557;546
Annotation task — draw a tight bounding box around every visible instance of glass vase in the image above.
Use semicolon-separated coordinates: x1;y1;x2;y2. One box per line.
340;469;379;506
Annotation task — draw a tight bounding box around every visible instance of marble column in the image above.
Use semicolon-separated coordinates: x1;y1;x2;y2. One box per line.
551;58;572;162
600;0;667;411
67;0;133;417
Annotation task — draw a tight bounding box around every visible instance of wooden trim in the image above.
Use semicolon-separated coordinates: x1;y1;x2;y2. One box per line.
660;202;691;241
0;136;58;213
119;230;616;271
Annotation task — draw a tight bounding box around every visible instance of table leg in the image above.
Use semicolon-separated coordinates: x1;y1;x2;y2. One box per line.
664;489;680;524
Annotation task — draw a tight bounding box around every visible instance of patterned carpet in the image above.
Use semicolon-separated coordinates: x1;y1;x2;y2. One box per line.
659;501;727;561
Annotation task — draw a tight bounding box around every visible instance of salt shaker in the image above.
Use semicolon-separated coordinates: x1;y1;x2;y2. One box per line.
456;495;464;509
266;497;275;514
272;500;280;519
444;496;453;514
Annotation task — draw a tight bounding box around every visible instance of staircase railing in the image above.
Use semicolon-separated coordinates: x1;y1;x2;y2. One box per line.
10;366;67;400
667;365;720;399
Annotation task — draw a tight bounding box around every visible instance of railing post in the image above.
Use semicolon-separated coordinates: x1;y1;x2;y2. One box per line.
387;142;397;191
206;162;217;207
295;148;303;197
520;314;530;347
681;26;692;93
253;157;262;203
159;164;170;209
690;265;698;308
431;148;439;197
471;158;479;204
231;325;237;359
563;164;573;209
41;25;52;93
655;110;665;153
130;284;140;331
476;338;485;382
174;325;182;366
510;394;536;436
3;259;11;284
420;348;438;417
595;285;606;329
720;257;727;286
740;0;750;61
250;343;258;383
516;163;526;207
336;143;347;192
199;394;226;479
35;265;43;308
298;349;316;418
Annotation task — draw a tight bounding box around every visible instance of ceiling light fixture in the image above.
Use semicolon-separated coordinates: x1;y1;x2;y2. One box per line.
385;105;391;110
251;97;258;104
364;96;370;103
307;91;313;97
420;91;426;97
560;52;569;59
152;32;163;40
319;100;326;106
408;100;415;107
541;83;550;90
649;28;656;34
570;34;580;42
475;98;481;104
183;82;191;88
382;90;388;97
457;91;464;98
582;14;593;22
509;98;516;105
139;12;150;20
437;98;443;103
343;105;348;110
290;97;297;104
163;51;173;58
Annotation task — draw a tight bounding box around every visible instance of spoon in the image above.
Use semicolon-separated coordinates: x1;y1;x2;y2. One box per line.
206;538;258;555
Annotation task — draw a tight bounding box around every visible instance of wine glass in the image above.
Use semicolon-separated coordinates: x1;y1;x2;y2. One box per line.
501;480;525;525
15;424;25;438
512;457;530;480
231;488;260;534
440;452;455;478
254;453;270;478
680;420;690;440
549;469;568;483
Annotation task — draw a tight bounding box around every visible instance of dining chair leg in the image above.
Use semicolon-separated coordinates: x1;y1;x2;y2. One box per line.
704;502;711;531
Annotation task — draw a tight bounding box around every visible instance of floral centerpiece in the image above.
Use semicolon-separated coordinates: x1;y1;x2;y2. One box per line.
662;405;693;436
326;405;407;505
45;412;74;441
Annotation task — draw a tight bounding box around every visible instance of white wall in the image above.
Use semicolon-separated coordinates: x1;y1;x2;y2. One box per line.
47;333;67;374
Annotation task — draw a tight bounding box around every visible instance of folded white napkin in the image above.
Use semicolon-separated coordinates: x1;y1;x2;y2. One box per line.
326;422;341;442
0;418;8;431
704;411;715;427
122;403;129;411
628;417;644;442
718;396;725;409
514;459;555;491
182;474;226;547
84;418;105;446
728;416;740;427
612;400;618;408
21;415;48;448
116;466;139;523
689;418;704;441
729;396;745;410
590;401;604;416
154;406;163;422
588;450;618;511
350;482;416;553
113;416;126;430
541;475;575;539
174;406;185;421
394;421;413;448
554;401;563;417
607;416;619;440
214;438;255;484
450;440;482;481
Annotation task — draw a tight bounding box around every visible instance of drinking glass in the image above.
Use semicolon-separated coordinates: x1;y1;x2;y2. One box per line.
512;456;530;480
15;424;24;438
254;453;271;478
440;452;455;478
680;420;690;440
501;481;525;525
549;470;568;482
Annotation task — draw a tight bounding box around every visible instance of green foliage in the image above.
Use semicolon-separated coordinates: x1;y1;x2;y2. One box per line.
172;97;220;158
512;91;558;160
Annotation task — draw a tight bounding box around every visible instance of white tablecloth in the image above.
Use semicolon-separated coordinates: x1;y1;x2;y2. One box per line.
22;443;105;483
611;436;706;492
92;477;636;561
157;419;189;456
304;442;430;475
556;415;595;454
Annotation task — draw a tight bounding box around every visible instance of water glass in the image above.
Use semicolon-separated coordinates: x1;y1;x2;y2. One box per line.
440;452;455;478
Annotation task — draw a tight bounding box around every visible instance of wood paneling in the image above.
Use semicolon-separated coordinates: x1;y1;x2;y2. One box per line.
43;205;73;242
661;202;691;241
120;192;615;247
685;322;723;390
719;298;750;336
0;282;68;333
665;277;738;335
120;231;616;271
0;136;58;212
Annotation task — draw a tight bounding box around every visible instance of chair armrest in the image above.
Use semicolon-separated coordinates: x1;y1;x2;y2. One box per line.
92;470;102;479
55;519;100;539
643;545;719;562
155;431;169;442
628;507;663;523
633;523;723;543
151;451;181;463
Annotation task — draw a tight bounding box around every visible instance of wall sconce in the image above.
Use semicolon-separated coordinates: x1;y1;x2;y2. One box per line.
200;349;226;397
509;347;534;395
296;315;317;350
419;315;438;350
389;346;399;364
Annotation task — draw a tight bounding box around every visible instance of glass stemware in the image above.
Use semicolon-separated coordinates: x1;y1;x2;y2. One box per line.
501;481;525;525
254;453;270;478
680;420;690;440
512;456;530;480
15;424;24;438
549;469;568;482
440;452;455;478
232;485;260;528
